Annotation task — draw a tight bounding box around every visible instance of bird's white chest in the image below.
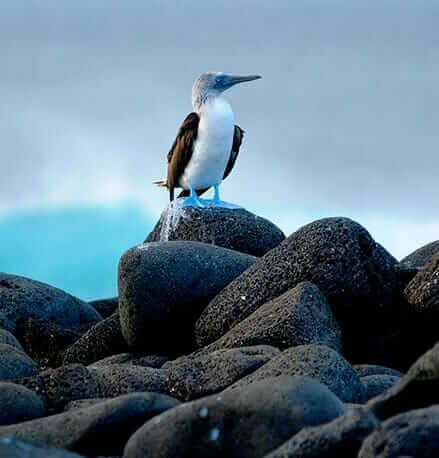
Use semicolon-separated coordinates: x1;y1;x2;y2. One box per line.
179;98;234;189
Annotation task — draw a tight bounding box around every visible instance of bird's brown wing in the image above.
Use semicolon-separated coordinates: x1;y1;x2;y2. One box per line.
177;124;244;198
167;112;200;201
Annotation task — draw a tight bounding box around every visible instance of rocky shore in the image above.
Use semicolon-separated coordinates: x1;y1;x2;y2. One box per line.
1;204;439;457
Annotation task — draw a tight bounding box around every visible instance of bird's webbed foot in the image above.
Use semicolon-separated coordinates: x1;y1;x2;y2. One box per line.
206;184;244;210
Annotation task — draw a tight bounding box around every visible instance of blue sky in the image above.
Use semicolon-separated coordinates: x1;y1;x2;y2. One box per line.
1;1;438;300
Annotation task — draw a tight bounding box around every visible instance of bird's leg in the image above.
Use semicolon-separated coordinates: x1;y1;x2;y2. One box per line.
208;183;244;210
182;184;206;208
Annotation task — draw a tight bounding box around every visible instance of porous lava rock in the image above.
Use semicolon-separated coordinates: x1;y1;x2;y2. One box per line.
124;376;345;458
146;204;285;257
359;404;439;458
0;392;179;457
0;344;39;381
265;406;379;458
0;382;45;425
225;344;364;403
62;312;127;366
118;241;256;352
361;375;401;403
195;217;399;353
400;240;439;269
164;345;279;400
0;273;101;336
200;282;342;354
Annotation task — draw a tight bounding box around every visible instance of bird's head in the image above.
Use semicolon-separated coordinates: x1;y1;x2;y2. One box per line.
192;72;261;109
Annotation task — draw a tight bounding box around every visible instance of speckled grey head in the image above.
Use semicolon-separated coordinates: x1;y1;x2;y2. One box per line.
192;72;261;109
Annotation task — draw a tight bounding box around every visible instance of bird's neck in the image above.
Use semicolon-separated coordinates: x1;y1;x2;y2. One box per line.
193;93;231;117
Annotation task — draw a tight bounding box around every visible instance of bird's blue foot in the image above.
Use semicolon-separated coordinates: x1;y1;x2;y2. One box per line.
182;195;206;208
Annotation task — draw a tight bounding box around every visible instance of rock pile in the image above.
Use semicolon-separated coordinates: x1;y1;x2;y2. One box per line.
0;206;438;457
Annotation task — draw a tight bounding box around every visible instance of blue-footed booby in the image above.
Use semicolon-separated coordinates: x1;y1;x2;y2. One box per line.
154;72;261;208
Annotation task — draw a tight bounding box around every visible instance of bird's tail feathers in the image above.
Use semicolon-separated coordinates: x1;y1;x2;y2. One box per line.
153;179;168;188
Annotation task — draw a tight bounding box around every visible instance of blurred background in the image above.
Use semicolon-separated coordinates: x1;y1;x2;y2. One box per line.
1;1;438;301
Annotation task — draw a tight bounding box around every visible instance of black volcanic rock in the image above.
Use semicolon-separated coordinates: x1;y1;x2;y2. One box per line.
0;382;45;425
195;217;399;351
361;375;401;403
0;437;85;458
404;251;439;315
164;345;279;401
0;344;38;381
199;281;342;355
353;364;403;378
367;339;439;420
62;312;127;366
266;407;379;458
22;319;81;369
0;273;101;336
118;241;256;352
0;392;180;457
225;344;364;403
359;404;439;458
124;376;346;458
88;297;118;319
0;329;24;352
146;204;285;257
400;240;439;269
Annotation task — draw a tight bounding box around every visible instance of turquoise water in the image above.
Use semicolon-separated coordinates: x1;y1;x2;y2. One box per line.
0;203;154;301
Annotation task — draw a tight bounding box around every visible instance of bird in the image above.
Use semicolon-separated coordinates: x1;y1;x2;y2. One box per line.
154;72;261;208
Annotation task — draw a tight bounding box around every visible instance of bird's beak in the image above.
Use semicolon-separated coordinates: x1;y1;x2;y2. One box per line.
223;74;262;89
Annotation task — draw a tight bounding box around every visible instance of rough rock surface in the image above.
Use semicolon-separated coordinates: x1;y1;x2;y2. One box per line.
91;353;168;368
404;251;439;314
0;437;85;458
367;339;439;420
0;393;179;457
354;365;403;378
164;345;280;400
22;319;81;369
62;312;127;366
0;328;24;352
118;241;257;352
195;217;399;351
0;382;45;425
359;405;439;458
124;376;346;458
88;364;167;397
88;297;118;319
14;364;99;413
226;344;364;403
265;407;379;458
400;240;439;269
201;282;342;354
361;375;401;403
0;273;101;336
145;204;285;257
0;344;39;381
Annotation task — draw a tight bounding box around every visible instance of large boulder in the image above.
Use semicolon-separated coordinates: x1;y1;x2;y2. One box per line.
0;392;179;457
361;375;401;403
0;382;45;425
400;240;439;269
359;404;439;458
0;274;101;336
124;376;346;458
0;344;38;381
367;339;439;420
88;297;118;318
118;241;256;352
226;344;364;403
266;407;379;458
62;312;127;366
195;217;399;355
199;282;342;355
145;204;285;257
0;329;23;352
164;345;280;400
